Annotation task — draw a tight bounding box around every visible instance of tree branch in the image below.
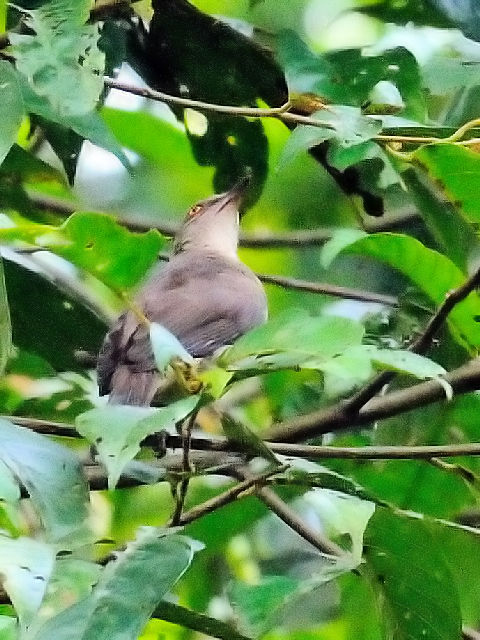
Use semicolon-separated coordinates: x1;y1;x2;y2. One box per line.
233;467;344;557
174;464;289;526
26;191;418;249
258;273;397;306
266;358;480;442
153;600;252;640
103;77;480;149
329;263;480;418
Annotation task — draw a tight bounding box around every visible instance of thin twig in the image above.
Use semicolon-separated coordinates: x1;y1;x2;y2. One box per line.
234;467;344;557
103;78;480;149
170;410;197;526
26;191;421;244
175;464;288;526
259;273;397;306
8;359;480;460
104;77;293;118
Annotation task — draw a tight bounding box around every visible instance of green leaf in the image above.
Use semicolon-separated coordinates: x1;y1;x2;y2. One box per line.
219;309;365;372
0;535;55;629
278;32;425;120
278;106;381;169
140;0;287;207
0;418;90;544
0;256;12;375
76;396;199;488
32;528;201;640
0;212;166;291
229;575;300;637
414;144;480;228
0;616;17;640
17;79;129;170
403;168;479;271
368;346;446;378
4;258;107;372
364;508;462;640
0;62;25;166
221;414;278;464
10;0;104;117
323;231;480;351
150;322;194;372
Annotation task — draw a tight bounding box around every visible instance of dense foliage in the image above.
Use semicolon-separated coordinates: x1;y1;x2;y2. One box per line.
1;0;480;638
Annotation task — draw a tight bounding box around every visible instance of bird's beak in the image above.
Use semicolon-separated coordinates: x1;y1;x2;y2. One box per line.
219;174;251;208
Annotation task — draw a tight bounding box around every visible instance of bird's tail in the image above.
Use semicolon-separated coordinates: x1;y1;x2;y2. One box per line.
108;366;158;406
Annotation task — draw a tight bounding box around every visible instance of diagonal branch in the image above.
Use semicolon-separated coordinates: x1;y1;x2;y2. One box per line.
266;358;480;442
332;264;480;418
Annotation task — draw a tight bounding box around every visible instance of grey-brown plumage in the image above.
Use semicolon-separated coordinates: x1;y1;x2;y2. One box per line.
97;181;267;405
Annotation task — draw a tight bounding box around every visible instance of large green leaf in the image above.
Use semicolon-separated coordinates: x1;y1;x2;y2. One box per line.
31;528;200;640
323;231;480;351
219;310;444;396
0;535;54;630
17;79;129;170
10;0;103;117
76;395;199;488
219;310;365;371
0;62;24;166
0;256;12;375
0;212;166;291
0;418;90;544
414;144;480;228
364;508;462;640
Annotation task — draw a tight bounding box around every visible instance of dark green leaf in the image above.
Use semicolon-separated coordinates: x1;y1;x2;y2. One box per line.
0;62;25;166
3;258;107;372
323;231;480;351
0;257;12;375
364;508;462;640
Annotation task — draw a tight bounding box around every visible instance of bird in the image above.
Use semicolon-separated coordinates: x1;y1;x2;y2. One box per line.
97;178;268;406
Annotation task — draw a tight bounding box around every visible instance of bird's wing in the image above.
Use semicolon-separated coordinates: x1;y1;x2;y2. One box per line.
97;254;266;400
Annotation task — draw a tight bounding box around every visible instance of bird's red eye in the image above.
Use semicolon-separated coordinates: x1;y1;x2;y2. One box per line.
188;204;202;218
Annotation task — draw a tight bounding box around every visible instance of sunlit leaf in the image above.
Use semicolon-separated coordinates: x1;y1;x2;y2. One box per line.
0;535;55;630
414;144;480;228
76;396;199;488
219;309;365;371
10;0;104;117
0;418;90;544
278;106;381;170
0;212;166;291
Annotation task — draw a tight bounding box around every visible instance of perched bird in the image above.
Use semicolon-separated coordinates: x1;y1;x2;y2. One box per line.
97;179;267;406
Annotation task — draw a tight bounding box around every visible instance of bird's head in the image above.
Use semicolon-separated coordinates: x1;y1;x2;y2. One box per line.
173;176;249;257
